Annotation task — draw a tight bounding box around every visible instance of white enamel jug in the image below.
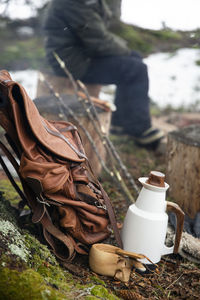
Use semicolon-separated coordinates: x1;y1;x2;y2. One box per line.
121;171;185;264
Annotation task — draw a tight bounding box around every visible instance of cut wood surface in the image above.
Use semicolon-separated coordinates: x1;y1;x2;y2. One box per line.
167;124;200;218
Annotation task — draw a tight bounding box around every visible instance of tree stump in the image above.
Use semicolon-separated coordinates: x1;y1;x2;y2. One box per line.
167;124;200;218
36;72;102;98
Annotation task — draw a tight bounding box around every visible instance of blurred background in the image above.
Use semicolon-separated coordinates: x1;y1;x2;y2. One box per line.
0;0;200;110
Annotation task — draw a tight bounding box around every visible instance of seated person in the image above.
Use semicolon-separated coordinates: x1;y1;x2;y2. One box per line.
43;0;164;148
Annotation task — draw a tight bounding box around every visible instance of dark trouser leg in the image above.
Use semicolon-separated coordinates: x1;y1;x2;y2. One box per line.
113;62;151;136
81;53;151;136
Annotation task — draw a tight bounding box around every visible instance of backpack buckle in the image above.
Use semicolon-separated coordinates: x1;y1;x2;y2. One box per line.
95;201;107;210
36;196;50;207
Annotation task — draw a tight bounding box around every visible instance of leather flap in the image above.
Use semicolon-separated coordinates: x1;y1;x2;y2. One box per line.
0;70;85;162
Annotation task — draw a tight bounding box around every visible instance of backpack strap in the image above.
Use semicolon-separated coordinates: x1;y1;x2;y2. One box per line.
99;183;123;248
0;111;23;159
41;211;76;261
0;140;27;205
42;120;87;160
24;176;86;261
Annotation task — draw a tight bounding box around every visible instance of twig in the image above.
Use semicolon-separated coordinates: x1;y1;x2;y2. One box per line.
166;273;183;290
54;52;79;96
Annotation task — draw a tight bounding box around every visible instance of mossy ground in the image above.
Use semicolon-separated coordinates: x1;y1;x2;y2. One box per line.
0;18;46;70
104;22;198;57
0;190;119;300
0;179;21;206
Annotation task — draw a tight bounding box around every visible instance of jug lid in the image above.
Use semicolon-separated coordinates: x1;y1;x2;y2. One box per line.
146;171;165;187
138;171;169;192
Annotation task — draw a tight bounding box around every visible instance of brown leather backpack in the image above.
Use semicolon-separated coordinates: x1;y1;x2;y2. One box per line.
0;70;122;262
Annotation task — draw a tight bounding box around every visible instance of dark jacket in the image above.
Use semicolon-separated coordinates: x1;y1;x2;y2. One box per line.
44;0;131;79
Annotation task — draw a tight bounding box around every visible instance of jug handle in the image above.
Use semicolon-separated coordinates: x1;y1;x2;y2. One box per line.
166;201;185;253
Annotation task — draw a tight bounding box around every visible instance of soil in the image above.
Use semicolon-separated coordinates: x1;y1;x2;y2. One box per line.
67;254;200;300
0;171;7;180
88;127;200;299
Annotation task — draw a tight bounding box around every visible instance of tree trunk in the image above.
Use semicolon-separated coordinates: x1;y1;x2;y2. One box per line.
167;125;200;218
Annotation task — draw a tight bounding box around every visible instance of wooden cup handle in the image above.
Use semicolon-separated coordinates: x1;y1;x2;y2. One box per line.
115;249;154;264
167;201;185;253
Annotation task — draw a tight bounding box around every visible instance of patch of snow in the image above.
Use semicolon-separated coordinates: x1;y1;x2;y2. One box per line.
10;70;39;99
121;0;200;30
144;48;200;109
16;26;35;37
0;0;49;20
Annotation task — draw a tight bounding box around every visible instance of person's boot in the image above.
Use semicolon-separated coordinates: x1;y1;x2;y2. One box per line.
133;127;165;149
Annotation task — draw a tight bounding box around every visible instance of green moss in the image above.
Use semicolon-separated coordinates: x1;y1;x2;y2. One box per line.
110;21;192;56
111;22;152;54
24;235;119;299
24;233;58;268
35;260;72;291
0;179;21;206
0;37;45;70
0;187;120;299
195;59;200;66
0;192;18;224
0;195;73;296
0;215;81;299
0;262;119;300
90;285;119;300
23;233;74;292
85;297;100;300
90;276;106;286
0;268;69;300
151;29;182;40
0;219;30;262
